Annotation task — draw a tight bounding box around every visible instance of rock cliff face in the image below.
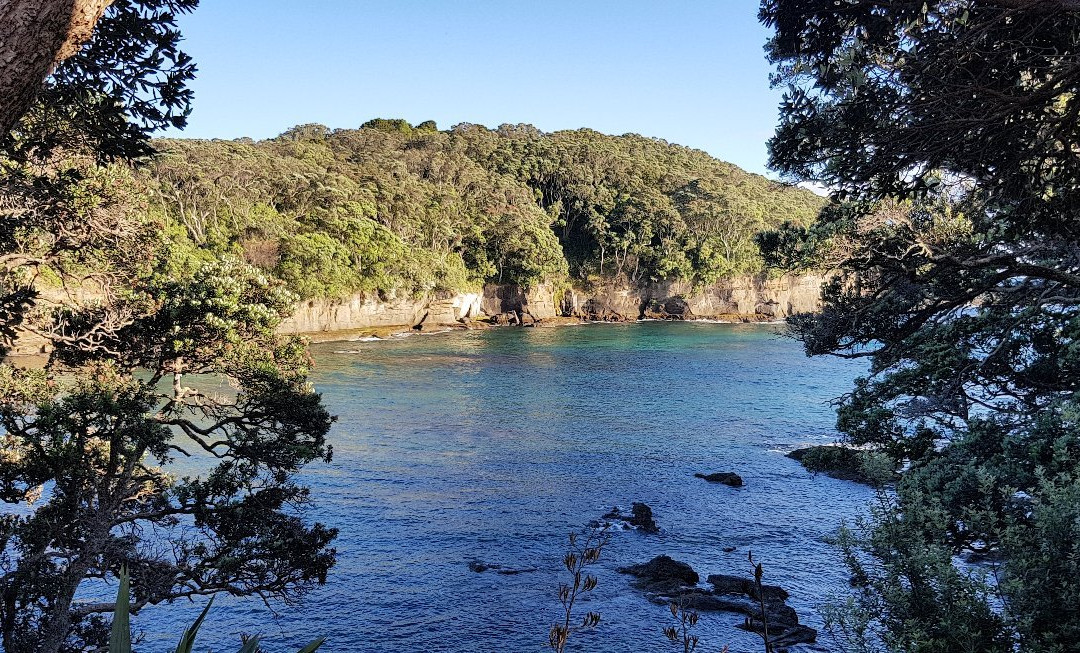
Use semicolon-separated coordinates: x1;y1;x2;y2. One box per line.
5;275;822;355
278;290;483;334
276;274;823;336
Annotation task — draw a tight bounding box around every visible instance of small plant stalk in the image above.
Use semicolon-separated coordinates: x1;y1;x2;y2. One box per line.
549;524;610;652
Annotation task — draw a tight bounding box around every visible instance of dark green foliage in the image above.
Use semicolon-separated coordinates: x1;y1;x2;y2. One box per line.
788;446;893;486
1;0;198;358
827;497;1013;653
0;3;337;652
0;259;337;653
149;120;824;299
4;0;197;164
107;568;327;653
759;1;1080;650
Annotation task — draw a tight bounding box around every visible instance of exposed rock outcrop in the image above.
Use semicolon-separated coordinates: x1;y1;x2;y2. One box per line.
618;555;699;591
695;472;744;487
562;274;824;323
618;556;817;649
787;445;894;485
602;502;660;534
7;275;823;354
273;273;823;337
481;282;559;323
279;290;482;334
642;296;694;320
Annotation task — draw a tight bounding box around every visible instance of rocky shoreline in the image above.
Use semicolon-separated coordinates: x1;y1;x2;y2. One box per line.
278;273;822;341
5;274;820;355
618;555;818;650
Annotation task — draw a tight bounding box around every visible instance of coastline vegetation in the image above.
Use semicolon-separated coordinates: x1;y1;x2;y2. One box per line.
0;3;337;652
4;0;1080;651
148;120;825;299
759;1;1080;650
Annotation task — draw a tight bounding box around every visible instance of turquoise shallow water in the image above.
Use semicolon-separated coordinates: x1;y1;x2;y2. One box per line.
139;321;872;652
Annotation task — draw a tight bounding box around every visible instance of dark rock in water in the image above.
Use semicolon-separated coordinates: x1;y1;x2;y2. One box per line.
468;559;537;575
602;502;659;533
695;471;744;487
722;546;737;553
618;555;700;591
709;574;812;646
630;502;659;533
677;587;757;613
495;566;538;575
740;617;818;648
707;573;789;601
619;558;816;648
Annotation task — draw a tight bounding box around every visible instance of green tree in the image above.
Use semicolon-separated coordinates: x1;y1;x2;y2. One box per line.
0;3;338;652
149;119;824;299
0;259;337;653
759;1;1080;650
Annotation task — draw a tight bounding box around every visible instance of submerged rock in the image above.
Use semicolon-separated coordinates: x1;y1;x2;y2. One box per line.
495;566;538;575
467;560;538;575
695;471;744;487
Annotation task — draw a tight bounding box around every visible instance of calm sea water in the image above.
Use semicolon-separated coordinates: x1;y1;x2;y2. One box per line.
139;322;872;653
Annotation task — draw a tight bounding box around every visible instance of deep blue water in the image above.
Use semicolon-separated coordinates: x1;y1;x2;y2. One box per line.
138;322;872;652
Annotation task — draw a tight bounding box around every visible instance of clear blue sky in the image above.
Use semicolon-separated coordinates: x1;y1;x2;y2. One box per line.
167;1;783;176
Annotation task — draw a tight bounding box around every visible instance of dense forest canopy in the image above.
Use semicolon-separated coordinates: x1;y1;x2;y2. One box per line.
148;119;825;299
759;1;1080;650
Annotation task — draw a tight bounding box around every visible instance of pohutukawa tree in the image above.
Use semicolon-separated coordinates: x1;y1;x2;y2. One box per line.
0;2;338;652
0;0;114;135
0;260;337;653
758;1;1080;650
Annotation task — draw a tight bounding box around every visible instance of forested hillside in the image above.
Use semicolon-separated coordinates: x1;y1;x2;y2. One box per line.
149;119;825;299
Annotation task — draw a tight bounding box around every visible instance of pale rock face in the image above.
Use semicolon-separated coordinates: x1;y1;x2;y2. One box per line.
274;274;825;335
453;294;482;321
6;276;822;354
277;294;429;333
673;274;825;319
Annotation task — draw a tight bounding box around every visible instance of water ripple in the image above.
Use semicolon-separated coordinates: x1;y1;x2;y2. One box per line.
141;322;872;652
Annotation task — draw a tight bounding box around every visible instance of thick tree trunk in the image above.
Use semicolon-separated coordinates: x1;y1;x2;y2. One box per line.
0;0;114;136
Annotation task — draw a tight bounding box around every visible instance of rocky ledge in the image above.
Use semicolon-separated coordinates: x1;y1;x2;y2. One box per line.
467;559;538;575
618;555;817;650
